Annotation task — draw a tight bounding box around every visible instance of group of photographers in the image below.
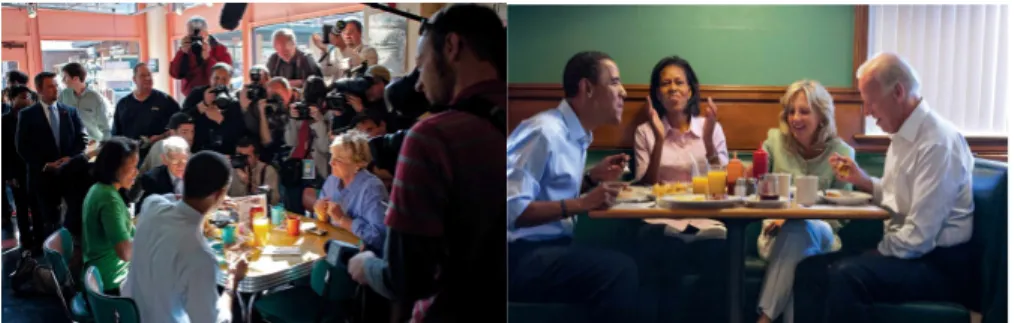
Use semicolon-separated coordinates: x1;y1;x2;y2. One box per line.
168;14;403;216
3;3;507;322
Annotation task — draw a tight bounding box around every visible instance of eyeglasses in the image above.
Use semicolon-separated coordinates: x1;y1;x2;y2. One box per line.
165;159;187;166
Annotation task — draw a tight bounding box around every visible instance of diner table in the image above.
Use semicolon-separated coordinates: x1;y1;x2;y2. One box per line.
207;214;360;322
590;200;890;323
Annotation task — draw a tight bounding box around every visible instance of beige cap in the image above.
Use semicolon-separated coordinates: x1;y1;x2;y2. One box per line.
365;65;391;84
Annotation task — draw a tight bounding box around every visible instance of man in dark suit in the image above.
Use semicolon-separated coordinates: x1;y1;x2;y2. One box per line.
135;164;180;215
3;85;35;247
15;72;88;253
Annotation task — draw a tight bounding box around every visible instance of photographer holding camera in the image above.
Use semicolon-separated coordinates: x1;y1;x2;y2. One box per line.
237;65;272;148
229;136;280;205
185;63;247;155
330;64;392;131
310;20;352;83
339;18;379;67
278;76;331;215
346;4;506;322
169;16;233;95
267;28;322;89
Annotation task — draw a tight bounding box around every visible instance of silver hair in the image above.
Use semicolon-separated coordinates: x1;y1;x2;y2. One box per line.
271;28;297;44
162;136;191;157
187;16;208;31
856;52;922;98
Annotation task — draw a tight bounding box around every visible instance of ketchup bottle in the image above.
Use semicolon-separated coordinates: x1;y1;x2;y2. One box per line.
752;143;769;179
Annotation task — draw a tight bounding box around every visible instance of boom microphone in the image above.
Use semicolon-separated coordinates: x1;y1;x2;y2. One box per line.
363;3;426;22
219;3;247;31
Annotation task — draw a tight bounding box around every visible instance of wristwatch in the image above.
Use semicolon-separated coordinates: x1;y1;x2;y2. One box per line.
584;172;598;187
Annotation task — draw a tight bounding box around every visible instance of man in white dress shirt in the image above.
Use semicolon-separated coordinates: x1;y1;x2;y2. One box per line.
123;151;247;323
793;53;976;323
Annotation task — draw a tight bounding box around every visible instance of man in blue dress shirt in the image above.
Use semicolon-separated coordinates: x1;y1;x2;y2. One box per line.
507;51;638;323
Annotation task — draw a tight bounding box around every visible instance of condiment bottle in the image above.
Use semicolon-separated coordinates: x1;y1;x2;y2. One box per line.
752;143;769;180
726;151;744;194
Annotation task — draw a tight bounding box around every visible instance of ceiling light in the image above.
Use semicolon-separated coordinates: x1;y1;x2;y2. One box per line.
27;3;37;19
206;2;213;7
174;4;183;16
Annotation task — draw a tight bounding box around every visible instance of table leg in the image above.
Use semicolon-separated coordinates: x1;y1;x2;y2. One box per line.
246;292;260;323
723;219;750;323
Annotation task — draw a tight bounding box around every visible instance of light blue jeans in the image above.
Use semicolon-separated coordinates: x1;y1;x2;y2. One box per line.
757;219;835;323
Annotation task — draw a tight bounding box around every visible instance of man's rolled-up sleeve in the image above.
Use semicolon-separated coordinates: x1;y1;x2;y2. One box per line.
506;125;551;230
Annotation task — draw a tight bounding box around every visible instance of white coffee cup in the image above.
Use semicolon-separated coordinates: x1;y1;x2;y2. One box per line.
776;173;792;199
796;175;819;206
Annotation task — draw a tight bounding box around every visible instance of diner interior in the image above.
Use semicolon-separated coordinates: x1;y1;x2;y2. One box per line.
506;4;1007;323
1;2;507;323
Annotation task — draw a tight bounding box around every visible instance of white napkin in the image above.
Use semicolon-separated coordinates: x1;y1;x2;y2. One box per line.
261;246;302;255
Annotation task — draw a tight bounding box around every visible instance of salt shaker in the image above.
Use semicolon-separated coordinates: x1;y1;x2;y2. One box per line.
734;178;747;197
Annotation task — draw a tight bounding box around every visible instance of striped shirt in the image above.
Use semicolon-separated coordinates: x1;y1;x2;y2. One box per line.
385;80;506;322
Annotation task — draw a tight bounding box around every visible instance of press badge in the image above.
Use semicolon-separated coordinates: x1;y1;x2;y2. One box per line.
302;159;316;180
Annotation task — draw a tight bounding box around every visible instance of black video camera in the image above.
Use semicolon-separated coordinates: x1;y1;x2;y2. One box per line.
189;27;205;65
246;70;267;102
209;86;234;109
368;129;406;174
324;62;372;114
384;67;431;131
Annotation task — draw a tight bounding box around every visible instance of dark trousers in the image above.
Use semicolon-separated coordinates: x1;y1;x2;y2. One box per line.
28;184;62;254
636;223;728;323
508;237;639;323
3;183;33;248
794;243;975;323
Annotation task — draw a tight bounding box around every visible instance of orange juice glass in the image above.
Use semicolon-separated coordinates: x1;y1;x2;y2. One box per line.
707;164;727;199
692;176;709;195
252;217;270;247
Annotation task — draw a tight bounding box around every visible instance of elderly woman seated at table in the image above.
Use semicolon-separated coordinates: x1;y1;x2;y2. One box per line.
748;79;856;323
82;136;140;295
313;130;389;254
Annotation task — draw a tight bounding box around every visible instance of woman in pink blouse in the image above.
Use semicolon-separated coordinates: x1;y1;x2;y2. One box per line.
634;56;730;323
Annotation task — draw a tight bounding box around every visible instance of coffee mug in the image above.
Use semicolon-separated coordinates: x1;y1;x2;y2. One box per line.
775;173;792;199
796;175;819;206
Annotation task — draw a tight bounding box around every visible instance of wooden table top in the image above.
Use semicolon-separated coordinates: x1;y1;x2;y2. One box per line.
206;215;360;278
590;203;890;220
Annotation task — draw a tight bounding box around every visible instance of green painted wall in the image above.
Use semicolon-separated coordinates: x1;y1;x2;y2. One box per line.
508;5;856;87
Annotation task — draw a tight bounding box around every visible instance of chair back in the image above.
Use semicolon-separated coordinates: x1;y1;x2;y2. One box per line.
42;228;74;284
84;266;141;323
311;255;357;301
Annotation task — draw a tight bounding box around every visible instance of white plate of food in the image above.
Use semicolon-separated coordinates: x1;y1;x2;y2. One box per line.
820;189;872;205
616;186;654;203
743;195;790;209
658;194;742;209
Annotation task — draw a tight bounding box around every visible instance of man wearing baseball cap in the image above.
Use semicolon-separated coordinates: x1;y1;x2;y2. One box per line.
333;64;392;131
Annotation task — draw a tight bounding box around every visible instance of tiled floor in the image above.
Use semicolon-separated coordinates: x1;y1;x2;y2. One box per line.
1;247;73;323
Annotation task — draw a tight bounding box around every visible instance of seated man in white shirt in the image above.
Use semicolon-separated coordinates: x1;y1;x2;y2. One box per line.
123;151;248;323
793;52;976;323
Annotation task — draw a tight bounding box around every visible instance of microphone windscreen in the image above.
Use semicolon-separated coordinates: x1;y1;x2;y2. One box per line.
219;3;247;31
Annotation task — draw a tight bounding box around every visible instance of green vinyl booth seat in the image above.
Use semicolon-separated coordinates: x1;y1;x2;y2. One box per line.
84;266;140;323
43;228;92;322
510;149;1007;323
254;258;355;322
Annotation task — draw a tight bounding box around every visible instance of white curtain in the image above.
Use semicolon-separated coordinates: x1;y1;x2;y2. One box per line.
867;5;1008;136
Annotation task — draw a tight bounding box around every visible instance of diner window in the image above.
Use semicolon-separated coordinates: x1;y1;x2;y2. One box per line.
866;5;1009;136
41;40;140;108
171;30;245;100
251;11;364;67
